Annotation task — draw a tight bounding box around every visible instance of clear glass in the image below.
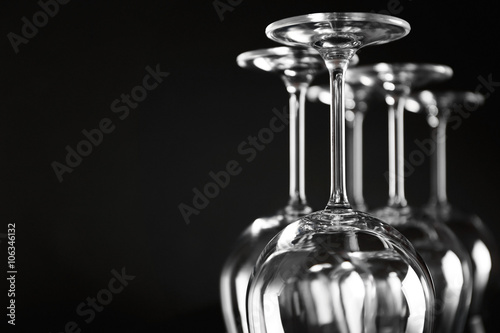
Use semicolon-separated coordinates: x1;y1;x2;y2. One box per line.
351;63;474;333
220;46;326;333
410;90;499;333
248;13;435;333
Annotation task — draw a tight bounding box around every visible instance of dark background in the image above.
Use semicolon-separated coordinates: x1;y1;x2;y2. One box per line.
1;0;499;332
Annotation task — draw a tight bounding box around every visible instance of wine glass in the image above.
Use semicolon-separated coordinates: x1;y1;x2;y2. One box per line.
247;13;435;333
408;90;499;333
352;63;473;333
220;46;327;333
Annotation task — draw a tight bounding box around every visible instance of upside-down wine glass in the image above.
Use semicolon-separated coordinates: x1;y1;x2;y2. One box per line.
220;46;327;333
353;63;473;333
247;13;435;333
408;90;498;333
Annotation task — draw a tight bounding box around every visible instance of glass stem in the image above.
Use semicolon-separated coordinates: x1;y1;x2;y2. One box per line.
352;112;366;210
387;93;408;208
346;112;366;211
346;117;355;205
429;110;450;207
282;77;312;215
324;59;351;212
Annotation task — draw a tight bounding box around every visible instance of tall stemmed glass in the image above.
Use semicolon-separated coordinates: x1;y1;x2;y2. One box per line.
352;63;473;333
220;46;326;333
248;13;435;333
410;90;498;333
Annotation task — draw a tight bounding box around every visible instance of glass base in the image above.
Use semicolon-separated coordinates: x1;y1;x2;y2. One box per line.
349;63;453;91
236;47;325;78
266;12;410;56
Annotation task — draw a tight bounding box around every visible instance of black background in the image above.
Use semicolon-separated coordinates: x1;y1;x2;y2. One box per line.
1;0;499;332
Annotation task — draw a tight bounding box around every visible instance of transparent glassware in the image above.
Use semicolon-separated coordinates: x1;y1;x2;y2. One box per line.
220;46;327;333
408;90;499;333
247;13;435;333
352;63;474;333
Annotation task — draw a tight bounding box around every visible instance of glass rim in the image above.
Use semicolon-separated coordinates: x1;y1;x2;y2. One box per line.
265;12;411;41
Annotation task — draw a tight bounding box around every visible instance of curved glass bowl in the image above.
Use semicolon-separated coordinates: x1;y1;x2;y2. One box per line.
426;205;498;327
248;211;434;333
371;206;472;332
